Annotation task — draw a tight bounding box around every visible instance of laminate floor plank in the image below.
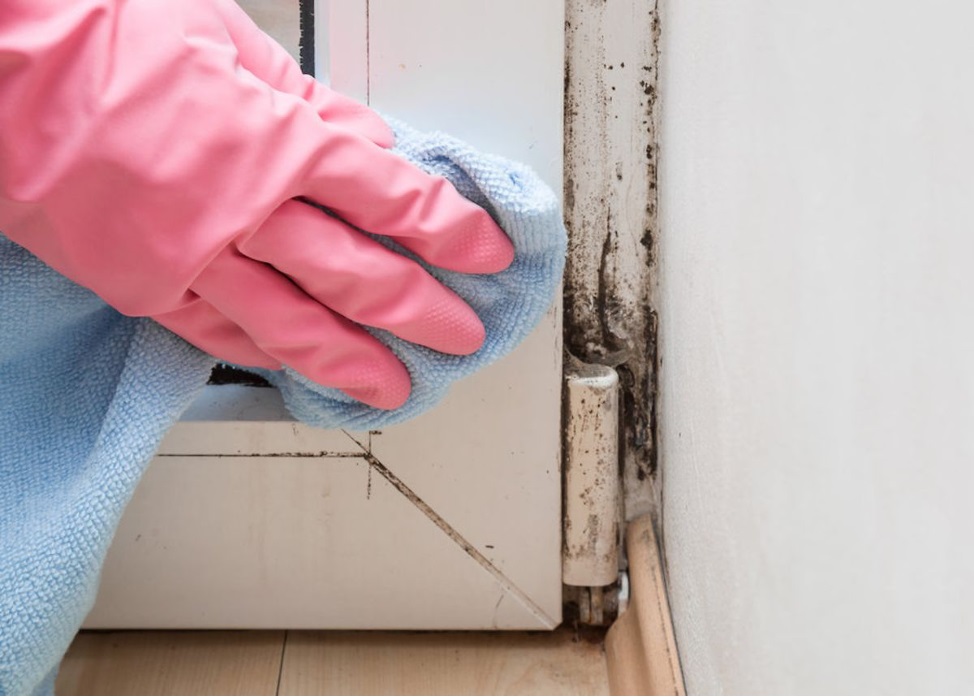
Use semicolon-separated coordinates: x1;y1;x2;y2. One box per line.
278;629;608;696
56;628;608;696
56;630;286;696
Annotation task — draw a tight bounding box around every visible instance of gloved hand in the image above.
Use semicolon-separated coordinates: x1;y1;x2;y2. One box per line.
0;0;514;409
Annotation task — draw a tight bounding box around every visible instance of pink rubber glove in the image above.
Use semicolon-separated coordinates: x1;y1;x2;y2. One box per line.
0;0;514;409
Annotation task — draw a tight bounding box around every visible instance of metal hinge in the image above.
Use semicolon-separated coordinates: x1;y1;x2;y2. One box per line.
562;360;627;626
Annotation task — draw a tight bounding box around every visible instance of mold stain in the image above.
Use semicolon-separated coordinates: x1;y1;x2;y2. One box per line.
563;0;662;518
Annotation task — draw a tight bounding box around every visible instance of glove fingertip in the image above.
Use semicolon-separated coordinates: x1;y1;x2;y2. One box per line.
437;216;516;274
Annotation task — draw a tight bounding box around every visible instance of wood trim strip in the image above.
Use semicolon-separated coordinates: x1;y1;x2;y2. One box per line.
605;515;685;696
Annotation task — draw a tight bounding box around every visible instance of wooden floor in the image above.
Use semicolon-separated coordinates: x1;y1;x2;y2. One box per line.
56;629;609;696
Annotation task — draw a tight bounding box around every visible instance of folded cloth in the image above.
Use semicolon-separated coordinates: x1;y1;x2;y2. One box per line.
264;118;567;429
0;119;566;694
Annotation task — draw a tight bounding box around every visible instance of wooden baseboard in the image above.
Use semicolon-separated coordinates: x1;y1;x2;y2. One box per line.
605;515;685;696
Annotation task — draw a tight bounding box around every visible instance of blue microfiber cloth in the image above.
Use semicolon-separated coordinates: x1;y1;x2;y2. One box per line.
0;119;566;694
264;118;567;429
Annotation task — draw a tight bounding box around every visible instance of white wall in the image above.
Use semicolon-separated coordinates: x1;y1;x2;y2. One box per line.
657;2;974;693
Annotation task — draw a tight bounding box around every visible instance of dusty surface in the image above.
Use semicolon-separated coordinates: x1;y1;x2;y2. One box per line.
57;628;608;696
